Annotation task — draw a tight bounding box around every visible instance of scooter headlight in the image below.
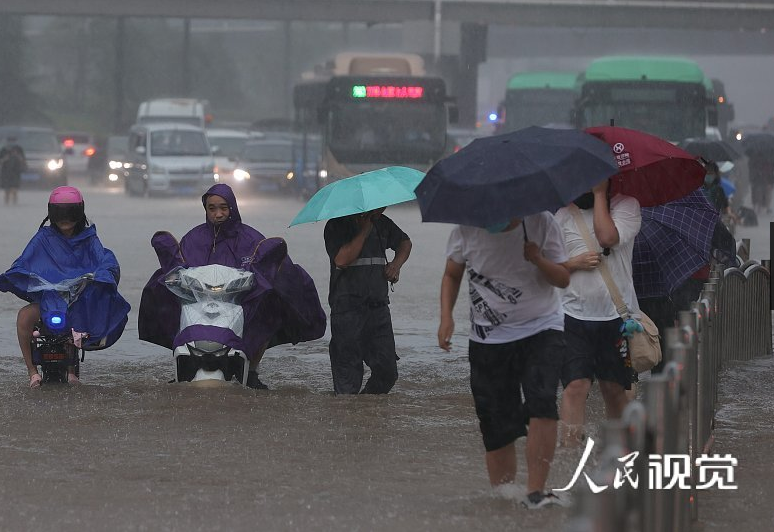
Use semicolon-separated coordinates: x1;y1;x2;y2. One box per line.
186;342;231;357
45;311;67;331
186;343;204;357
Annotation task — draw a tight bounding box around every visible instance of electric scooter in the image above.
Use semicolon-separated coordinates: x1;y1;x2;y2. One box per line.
30;275;93;384
164;264;254;385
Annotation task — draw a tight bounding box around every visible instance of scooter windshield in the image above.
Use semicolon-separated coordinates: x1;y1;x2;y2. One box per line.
165;265;254;305
24;273;94;305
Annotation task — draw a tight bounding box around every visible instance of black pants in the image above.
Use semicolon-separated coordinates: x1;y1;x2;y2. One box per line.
329;304;398;395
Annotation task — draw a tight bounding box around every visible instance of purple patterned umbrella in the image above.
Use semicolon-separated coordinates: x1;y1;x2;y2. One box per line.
633;190;719;298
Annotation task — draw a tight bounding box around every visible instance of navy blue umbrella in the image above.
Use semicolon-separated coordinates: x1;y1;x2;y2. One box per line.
415;126;619;227
633;190;719;298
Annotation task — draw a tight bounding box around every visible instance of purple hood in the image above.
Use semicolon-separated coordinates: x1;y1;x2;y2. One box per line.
178;183;265;268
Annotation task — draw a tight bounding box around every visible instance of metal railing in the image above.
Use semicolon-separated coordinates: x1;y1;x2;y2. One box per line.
565;252;771;532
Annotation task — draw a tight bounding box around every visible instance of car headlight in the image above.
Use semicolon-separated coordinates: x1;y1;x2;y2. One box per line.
47;159;64;171
109;160;123;170
286;171;294;181
108;173;119;182
318;169;328;179
233;168;250;181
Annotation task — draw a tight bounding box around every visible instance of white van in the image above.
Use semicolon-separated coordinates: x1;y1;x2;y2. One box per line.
125;123;217;196
136;99;211;129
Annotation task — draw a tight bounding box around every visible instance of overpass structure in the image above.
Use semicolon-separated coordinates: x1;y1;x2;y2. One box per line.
3;0;774;30
5;0;773;128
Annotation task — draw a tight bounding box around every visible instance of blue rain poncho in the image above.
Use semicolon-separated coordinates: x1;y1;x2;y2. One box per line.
0;224;130;349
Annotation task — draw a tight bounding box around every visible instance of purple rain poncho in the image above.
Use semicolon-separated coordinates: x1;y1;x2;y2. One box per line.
138;184;326;359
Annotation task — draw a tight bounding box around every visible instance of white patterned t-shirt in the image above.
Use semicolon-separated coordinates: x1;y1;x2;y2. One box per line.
446;212;568;344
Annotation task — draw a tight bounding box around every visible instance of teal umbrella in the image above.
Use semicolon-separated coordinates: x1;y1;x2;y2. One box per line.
289;166;425;226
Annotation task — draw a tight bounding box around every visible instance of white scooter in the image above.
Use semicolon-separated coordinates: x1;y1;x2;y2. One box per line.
164;264;254;385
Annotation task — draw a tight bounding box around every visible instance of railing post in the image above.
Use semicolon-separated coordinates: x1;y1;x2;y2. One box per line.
678;309;700;522
642;373;678;532
664;330;692;532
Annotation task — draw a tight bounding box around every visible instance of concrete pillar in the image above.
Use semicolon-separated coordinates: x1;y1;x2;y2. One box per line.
458;22;487;127
113;16;125;132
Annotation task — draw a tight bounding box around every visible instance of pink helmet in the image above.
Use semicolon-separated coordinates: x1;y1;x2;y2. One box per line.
49;186;83;204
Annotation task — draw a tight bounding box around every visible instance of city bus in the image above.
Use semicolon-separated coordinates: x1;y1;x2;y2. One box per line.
499;71;579;133
574;56;710;142
293;53;453;191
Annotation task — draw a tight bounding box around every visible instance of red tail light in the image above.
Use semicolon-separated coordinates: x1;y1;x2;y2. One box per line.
63;138;75;148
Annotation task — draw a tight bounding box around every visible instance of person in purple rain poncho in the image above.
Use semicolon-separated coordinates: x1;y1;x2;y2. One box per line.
139;184;326;389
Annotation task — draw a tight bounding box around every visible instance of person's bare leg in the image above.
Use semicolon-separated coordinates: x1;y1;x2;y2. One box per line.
559;378;591;447
67;362;80;384
526;418;557;494
485;442;516;486
599;380;629;419
625;382;637;401
17;304;40;378
10;188;18;205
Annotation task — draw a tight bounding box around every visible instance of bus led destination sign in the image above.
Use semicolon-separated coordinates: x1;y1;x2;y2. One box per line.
352;85;425;99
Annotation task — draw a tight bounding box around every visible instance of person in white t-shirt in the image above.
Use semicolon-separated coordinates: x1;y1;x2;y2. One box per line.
438;213;571;509
554;179;641;447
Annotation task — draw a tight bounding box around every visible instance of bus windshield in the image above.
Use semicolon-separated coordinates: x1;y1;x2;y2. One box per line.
504;89;577;131
578;83;706;141
328;101;446;164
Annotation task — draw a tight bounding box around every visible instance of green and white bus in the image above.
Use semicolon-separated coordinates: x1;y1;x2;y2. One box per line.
574;56;711;142
499;71;579;133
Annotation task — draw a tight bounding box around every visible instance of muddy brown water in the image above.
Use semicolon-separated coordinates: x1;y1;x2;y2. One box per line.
0;182;770;531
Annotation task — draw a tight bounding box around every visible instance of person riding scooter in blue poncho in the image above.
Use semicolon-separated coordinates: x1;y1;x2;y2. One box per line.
0;187;131;387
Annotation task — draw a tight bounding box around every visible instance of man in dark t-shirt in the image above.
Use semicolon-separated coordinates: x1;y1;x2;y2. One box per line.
323;208;412;394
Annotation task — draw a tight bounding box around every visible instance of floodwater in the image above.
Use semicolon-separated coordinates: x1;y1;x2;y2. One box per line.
0;180;770;531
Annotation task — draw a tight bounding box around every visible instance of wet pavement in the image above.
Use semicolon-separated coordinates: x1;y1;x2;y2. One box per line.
0;180;770;531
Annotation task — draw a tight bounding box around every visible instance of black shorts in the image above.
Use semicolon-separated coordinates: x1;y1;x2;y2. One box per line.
469;329;564;452
561;315;631;390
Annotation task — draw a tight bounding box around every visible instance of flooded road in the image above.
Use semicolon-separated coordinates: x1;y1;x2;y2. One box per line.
0;181;770;531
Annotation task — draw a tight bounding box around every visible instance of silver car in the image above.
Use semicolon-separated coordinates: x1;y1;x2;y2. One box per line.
125;123;217;196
